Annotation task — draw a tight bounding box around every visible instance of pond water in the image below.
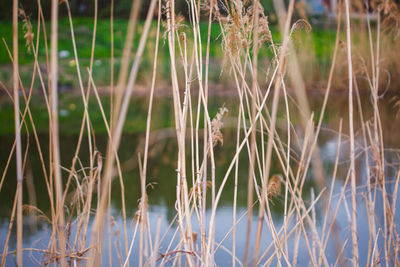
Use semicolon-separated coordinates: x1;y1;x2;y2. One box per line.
0;93;399;266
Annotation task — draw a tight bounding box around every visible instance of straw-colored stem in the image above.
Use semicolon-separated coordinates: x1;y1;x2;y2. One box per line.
344;0;359;264
87;1;157;265
113;0;142;129
244;1;259;265
50;0;66;265
12;1;23;265
253;0;296;263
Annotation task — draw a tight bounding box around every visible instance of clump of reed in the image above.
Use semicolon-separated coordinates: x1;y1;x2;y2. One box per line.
1;0;400;266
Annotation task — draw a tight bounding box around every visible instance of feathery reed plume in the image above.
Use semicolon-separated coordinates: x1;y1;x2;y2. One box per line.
211;106;228;147
267;174;282;197
18;8;34;53
220;0;271;60
290;19;312;36
371;0;400;37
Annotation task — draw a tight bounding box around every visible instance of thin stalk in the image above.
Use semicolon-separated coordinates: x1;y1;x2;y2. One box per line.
244;1;259;265
344;0;359;264
1;189;18;267
50;0;66;265
109;0;114;258
12;0;23;265
149;215;162;267
139;2;161;264
87;1;157;265
166;1;195;265
253;0;297;263
110;0;115;124
113;0;143;129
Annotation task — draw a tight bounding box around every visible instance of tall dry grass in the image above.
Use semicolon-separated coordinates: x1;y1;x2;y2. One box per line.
1;0;400;266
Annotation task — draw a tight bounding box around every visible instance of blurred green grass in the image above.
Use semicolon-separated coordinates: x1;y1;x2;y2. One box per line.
0;17;336;88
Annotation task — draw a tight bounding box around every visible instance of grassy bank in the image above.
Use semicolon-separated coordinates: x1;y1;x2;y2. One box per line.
3;16;393;93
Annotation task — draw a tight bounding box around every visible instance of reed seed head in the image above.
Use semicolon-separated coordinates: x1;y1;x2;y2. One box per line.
267;174;282;197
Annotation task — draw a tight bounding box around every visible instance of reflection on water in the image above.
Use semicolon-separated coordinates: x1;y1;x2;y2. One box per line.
0;94;399;265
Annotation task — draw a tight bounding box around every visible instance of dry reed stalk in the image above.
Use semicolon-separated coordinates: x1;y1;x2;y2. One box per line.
260;187;327;265
368;12;392;266
1;189;18;267
136;1;162;266
388;170;400;265
49;0;67;265
208;2;268;264
18;4;60;261
47;1;122;263
21;8;55;216
190;2;218;258
253;0;298;263
166;0;197;264
137;156;146;267
187;1;209;259
243;1;260;265
107;178;112;267
278;36;292;262
158;217;181;266
232;84;243;267
166;3;186;264
110;0;114;114
12;0;24;266
272;2;319;196
0;45;38;187
187;0;221;262
60;1;122;258
262;12;324;260
58;2;94;261
1;31;50;205
84;1;99;249
285;36;326;192
82;0;105;252
225;30;266;263
203;1;215;261
9;0;23;266
242;1;340;266
265;57;311;265
289;4;347;264
243;89;322;265
216;11;297;264
343;0;359;264
205;2;273;263
89;71;131;265
205;50;281;267
109;12;115;246
283;118;321;266
87;1;157;265
54;8;106;253
148;215;162;267
0;135;15;193
113;0;143;130
7;8;55;228
334;239;349;267
353;59;379;265
318;119;343;266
